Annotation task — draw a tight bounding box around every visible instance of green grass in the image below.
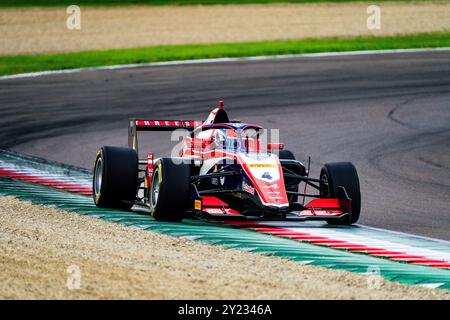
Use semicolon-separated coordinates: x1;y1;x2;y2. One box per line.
1;32;449;76
0;0;437;7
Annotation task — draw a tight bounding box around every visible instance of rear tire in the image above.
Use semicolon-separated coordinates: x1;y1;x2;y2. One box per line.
93;146;138;210
150;158;191;222
320;162;361;225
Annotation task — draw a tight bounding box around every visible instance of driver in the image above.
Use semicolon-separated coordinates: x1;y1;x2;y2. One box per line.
211;129;240;151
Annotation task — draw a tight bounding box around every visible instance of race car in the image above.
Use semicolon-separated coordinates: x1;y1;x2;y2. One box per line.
92;101;361;224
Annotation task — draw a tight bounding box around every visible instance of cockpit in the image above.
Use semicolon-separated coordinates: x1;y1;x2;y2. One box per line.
194;124;263;153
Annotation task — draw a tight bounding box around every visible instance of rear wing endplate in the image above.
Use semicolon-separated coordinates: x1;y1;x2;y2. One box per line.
128;119;203;154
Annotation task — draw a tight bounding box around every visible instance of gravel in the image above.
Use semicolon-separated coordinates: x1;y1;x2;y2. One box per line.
0;196;448;299
0;3;449;55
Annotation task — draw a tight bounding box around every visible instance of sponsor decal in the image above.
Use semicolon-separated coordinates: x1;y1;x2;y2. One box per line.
194;200;202;211
183;121;203;127
136;120;203;128
147;153;153;181
157;163;163;183
203;208;238;215
261;172;273;181
269;196;283;200
137;120;182;127
205;208;223;214
247;164;277;168
211;177;219;186
242;181;255;195
263;184;278;189
220;176;225;186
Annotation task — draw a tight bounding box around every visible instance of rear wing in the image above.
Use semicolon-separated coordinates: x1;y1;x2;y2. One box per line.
128;119;203;154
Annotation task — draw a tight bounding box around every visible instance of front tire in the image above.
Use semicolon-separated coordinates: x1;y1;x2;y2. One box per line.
279;150;296;161
150;158;191;222
93;146;138;210
320;162;361;225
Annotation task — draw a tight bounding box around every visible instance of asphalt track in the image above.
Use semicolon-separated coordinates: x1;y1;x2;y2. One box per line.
0;51;449;240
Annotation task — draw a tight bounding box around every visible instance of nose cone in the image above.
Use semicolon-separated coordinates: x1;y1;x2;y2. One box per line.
238;153;289;208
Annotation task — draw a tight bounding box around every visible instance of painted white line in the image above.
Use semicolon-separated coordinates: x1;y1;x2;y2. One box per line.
281;226;450;263
1;47;449;81
180;235;204;241
0;160;91;187
356;224;450;246
417;283;446;289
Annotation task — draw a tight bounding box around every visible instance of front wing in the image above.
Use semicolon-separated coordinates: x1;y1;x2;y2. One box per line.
192;194;352;222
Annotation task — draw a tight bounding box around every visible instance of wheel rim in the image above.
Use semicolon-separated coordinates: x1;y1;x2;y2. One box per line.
94;157;103;196
151;168;160;207
320;173;330;197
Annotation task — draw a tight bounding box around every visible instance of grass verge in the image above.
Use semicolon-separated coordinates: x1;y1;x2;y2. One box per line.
1;32;449;76
0;0;435;7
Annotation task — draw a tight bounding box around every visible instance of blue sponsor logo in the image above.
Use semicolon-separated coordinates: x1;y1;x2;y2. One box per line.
261;172;273;181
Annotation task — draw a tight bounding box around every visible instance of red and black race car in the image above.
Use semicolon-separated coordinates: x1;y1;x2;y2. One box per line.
93;101;361;224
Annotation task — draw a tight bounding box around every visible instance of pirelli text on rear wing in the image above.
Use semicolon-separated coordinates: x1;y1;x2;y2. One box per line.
128;118;203;154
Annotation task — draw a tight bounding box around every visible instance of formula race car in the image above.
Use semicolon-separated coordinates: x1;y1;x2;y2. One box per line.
92;101;361;224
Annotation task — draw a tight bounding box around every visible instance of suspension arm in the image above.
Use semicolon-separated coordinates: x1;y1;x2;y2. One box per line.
190;171;240;181
283;173;321;190
286;191;321;198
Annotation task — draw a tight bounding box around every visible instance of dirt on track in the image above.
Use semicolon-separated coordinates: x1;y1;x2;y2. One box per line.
0;196;448;299
0;2;449;56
